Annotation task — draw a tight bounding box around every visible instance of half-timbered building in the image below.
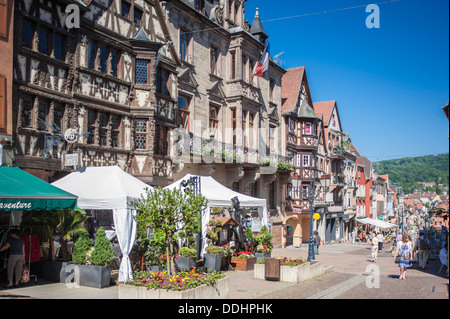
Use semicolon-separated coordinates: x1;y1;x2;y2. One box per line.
12;0;178;184
281;66;325;247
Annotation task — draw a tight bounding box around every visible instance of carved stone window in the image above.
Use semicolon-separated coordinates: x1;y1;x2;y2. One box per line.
54;34;65;61
21;97;33;128
22;20;33;49
111;116;121;148
53;104;64;133
37;100;50;131
177;95;190;130
87;110;96;144
154;124;169;156
38;27;50;55
98;113;109;146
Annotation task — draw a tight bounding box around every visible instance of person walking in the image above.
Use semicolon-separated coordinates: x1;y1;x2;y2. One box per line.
370;232;379;262
313;231;321;255
0;229;25;288
394;235;413;280
414;231;429;270
377;232;384;253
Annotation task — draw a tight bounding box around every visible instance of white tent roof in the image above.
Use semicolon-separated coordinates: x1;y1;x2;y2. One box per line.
356;217;397;229
165;173;267;207
51;166;152;210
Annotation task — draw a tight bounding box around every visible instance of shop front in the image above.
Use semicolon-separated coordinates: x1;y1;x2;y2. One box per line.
0;166;78;285
325;211;344;243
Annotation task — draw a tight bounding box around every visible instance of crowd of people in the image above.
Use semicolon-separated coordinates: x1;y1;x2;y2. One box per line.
351;226;448;279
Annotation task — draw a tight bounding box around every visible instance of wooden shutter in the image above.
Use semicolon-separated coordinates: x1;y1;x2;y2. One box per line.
0;74;5;130
0;0;7;39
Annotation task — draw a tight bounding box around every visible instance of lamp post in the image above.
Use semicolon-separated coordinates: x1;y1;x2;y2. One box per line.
304;174;330;262
398;187;405;234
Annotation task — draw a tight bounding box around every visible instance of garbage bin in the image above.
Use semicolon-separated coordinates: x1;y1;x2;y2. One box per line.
264;258;280;281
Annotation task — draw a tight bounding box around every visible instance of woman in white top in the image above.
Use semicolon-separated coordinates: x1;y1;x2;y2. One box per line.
394;235;413;280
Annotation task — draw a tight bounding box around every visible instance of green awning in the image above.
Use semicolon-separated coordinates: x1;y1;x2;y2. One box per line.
0;166;77;211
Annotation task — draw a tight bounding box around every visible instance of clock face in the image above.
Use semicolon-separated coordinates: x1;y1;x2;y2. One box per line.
64;128;78;144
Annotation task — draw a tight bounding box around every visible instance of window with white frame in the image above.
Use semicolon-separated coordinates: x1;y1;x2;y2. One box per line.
302;154;310;167
305;122;312;135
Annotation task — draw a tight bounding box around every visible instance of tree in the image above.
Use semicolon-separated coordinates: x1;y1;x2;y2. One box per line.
56;208;88;261
90;227;115;267
132;187;208;274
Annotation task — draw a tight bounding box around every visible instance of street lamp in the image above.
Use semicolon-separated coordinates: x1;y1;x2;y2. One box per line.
398;187;405;234
304;174;330;262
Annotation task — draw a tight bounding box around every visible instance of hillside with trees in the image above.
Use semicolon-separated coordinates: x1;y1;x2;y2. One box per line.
374;153;449;194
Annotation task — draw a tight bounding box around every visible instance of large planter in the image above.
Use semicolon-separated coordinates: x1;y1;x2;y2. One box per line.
254;261;325;283
119;277;229;299
71;264;112;289
41;260;73;283
230;257;256;271
204;253;222;271
175;256;196;271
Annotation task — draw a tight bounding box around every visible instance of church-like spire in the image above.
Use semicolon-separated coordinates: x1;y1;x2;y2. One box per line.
250;8;268;44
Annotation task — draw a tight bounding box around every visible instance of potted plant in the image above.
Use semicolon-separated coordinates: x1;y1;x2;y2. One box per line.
254;226;273;259
144;233;166;272
230;251;256;271
219;244;234;269
204;209;223;271
71;227;115;288
176;247;196;271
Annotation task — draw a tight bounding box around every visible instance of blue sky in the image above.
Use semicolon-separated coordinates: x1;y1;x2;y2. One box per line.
245;0;449;162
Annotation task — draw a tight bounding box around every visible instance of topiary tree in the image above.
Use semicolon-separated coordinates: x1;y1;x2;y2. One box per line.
132;186;207;274
90;227;115;267
72;230;92;264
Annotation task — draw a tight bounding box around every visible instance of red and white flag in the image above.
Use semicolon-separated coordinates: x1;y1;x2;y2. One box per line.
253;42;270;77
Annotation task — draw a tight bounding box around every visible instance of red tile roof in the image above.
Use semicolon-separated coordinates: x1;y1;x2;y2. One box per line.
313;100;336;125
281;66;305;113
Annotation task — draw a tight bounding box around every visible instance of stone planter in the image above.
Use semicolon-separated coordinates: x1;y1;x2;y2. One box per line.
204;253;222;271
175;256;196;271
230;257;256;271
118;277;229;299
41;261;73;283
71;264;112;289
254;261;325;283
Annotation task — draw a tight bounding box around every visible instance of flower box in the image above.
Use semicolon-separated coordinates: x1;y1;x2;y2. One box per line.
118;277;230;299
254;261;325;283
230;256;256;271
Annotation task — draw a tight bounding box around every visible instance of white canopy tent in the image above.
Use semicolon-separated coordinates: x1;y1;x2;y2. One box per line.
52;166;152;282
356;217;397;229
164;174;268;256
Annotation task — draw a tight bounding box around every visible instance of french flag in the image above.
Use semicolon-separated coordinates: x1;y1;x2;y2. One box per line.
253;41;270;77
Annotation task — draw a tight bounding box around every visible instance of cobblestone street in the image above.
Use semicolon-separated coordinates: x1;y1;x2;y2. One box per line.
1;242;447;300
228;242;449;299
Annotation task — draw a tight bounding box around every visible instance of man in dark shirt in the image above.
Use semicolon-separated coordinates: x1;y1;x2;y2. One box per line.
0;229;25;288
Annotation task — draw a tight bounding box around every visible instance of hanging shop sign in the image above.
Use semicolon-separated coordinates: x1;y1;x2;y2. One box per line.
65;153;79;167
313;213;321;220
